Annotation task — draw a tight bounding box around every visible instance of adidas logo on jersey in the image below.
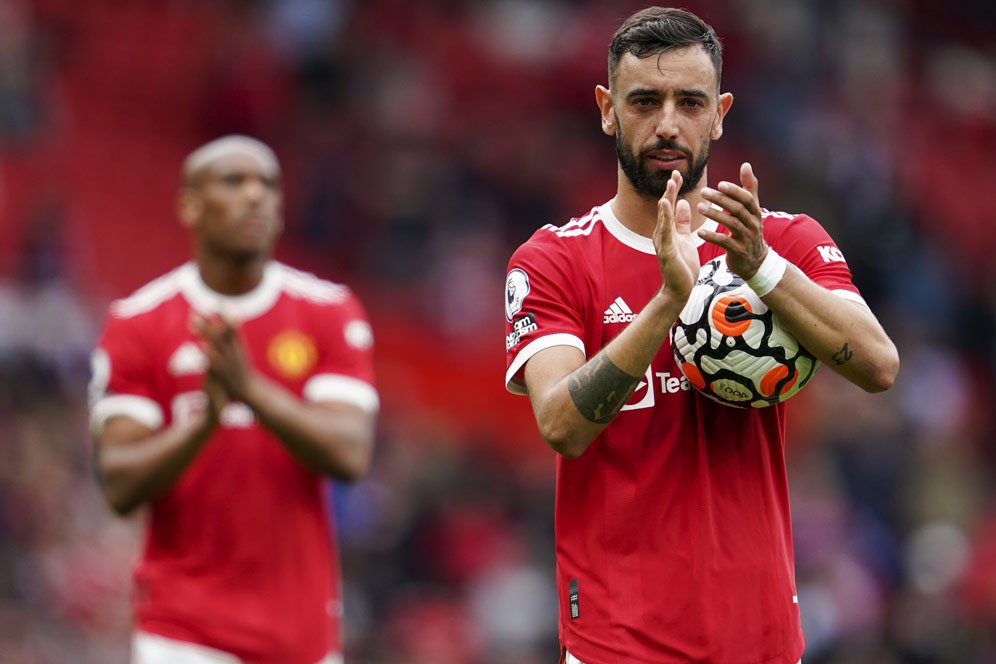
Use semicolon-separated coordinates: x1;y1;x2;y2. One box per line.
604;297;636;324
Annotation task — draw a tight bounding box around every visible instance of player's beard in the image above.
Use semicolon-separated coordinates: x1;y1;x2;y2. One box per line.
615;122;711;199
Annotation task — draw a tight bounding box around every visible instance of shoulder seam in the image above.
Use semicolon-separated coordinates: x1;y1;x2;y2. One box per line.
761;208;798;220
275;263;350;304
539;207;602;238
109;266;186;319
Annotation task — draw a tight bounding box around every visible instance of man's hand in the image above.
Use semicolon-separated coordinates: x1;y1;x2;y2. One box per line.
202;372;228;424
191;313;253;403
654;171;699;303
697;162;769;279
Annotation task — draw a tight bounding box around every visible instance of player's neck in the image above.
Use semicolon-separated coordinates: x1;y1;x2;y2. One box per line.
612;174;710;239
195;254;269;296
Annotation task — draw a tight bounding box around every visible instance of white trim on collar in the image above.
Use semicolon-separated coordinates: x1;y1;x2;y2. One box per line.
600;199;718;254
178;261;283;321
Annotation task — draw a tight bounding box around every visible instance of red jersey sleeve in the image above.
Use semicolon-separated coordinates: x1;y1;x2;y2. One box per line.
302;291;379;414
504;230;586;394
766;212;866;305
88;311;165;434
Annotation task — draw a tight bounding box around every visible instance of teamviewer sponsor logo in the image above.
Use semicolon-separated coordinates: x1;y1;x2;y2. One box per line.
603;297;636;323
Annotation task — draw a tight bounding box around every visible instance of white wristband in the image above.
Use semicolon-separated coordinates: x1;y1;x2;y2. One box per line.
745;248;787;297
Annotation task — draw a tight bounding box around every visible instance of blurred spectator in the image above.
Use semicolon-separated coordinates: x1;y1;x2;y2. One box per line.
0;0;46;144
0;200;94;396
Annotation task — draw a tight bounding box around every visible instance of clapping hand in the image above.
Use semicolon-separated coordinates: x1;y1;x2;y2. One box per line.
696;162;769;279
654;170;699;303
190;312;252;405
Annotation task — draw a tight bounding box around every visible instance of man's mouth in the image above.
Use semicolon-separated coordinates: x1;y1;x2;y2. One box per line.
239;214;270;233
644;149;688;168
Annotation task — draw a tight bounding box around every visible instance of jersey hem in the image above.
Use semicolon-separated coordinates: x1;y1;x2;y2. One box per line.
137;612;337;663
132;631;240;663
565;641;805;664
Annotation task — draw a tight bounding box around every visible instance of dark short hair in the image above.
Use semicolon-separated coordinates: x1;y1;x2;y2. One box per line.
608;7;723;88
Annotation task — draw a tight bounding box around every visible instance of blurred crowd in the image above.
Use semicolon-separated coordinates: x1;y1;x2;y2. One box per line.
0;0;994;662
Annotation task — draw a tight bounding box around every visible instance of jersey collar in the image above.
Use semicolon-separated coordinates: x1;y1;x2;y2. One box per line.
178;261;283;321
600;199;718;254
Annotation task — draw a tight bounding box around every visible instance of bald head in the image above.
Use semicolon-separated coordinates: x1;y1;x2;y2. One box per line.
182;135;280;188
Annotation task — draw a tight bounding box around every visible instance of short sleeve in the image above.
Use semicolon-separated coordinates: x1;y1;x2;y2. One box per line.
767;214;866;306
504;233;586;395
302;291;379;414
89;312;164;434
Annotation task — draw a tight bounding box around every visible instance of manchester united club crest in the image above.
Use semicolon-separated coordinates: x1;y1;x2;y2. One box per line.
267;330;318;380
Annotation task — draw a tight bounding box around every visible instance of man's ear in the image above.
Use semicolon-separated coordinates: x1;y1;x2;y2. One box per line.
177;188;201;230
595;85;615;136
711;92;734;141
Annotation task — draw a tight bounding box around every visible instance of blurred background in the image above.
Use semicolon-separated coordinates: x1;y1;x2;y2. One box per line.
0;0;994;662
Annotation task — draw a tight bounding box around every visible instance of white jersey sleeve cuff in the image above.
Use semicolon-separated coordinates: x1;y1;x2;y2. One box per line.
90;395;164;434
304;374;380;414
831;289;867;307
505;333;586;395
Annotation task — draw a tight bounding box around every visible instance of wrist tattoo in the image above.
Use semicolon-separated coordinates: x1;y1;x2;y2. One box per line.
832;342;854;366
568;350;642;424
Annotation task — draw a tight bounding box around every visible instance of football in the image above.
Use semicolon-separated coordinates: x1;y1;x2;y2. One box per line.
670;255;820;407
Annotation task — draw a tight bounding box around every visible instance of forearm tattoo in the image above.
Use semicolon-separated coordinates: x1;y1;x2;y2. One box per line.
568;350;642;424
832;341;854;366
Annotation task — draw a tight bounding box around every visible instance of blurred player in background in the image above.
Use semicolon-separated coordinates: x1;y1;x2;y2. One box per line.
504;7;899;664
88;135;378;664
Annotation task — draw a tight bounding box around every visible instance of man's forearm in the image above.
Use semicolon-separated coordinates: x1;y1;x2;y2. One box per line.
98;416;215;515
761;265;899;391
531;292;684;458
241;373;374;481
568;350;643;424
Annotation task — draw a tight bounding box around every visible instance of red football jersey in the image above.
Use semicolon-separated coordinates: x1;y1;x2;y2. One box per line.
89;261;378;664
504;201;863;664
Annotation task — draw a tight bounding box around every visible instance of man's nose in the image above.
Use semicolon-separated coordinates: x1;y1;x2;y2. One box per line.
241;177;267;202
655;104;681;140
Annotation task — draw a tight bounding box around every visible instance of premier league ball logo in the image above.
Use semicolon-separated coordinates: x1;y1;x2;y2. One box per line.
505;268;530;322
